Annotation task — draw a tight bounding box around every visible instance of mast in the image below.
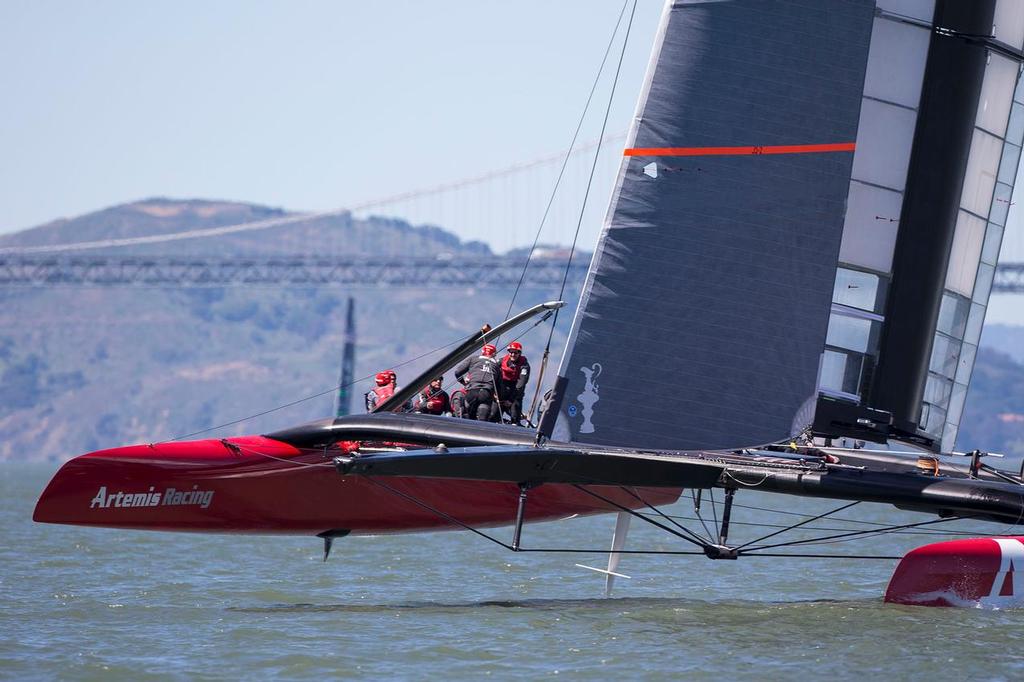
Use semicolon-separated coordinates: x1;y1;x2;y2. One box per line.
335;296;356;417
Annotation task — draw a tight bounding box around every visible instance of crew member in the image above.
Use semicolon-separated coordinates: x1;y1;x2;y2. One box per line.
454;344;501;421
365;369;398;412
497;341;530;424
450;386;467;418
414;376;450;415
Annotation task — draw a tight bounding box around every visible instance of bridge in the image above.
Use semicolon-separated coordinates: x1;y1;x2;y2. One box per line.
0;254;590;288
2;254;1022;292
2;131;1023;292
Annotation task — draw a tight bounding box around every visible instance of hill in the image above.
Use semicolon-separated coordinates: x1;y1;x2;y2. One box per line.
0;199;579;461
0;198;1022;461
957;347;1024;458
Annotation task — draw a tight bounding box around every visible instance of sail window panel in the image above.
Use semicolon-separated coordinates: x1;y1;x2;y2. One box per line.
923;372;953;408
956;342;978;386
1008;103;1024;147
994;0;1024;51
976;54;1017;138
942;424;958;454
850;99;917;192
966;302;987;345
929;333;961;379
974;262;997;304
820;349;863;398
982;222;1004;266
998;142;1021;185
944;211;986;297
960;129;1002;217
876;0;934;23
832;268;887;313
838;181;902;273
946;382;969;436
826;313;878;355
990;182;1014;226
862;17;930;109
936;292;970;339
919;402;946;437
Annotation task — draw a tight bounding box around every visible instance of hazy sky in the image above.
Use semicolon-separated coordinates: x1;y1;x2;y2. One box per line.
1;1;1021;323
0;0;663;242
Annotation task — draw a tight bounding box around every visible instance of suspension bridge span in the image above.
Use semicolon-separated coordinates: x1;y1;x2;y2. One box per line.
2;131;1023;292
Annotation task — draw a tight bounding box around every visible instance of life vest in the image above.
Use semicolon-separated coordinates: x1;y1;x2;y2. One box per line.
500;354;526;383
373;384;395;404
418;387;449;414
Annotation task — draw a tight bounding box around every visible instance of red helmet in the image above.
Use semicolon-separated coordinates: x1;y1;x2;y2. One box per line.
387;370;396;382
482;344;497;357
375;371;390;386
507;342;523;353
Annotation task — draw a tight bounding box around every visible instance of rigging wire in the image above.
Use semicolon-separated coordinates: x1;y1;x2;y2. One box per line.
397;311;552;415
691;497;1010;536
543;0;639;355
740;516;970;554
157;331;471;443
733;501;861;551
690;490;717;543
636;510;991;537
501;0;632;325
348;470;962;563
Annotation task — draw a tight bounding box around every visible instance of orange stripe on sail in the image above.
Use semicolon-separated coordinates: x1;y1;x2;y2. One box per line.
623;142;856;157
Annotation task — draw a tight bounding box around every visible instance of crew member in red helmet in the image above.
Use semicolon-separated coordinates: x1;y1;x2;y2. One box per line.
454;344;501;421
414;376;450;415
496;341;531;424
365;369;398;412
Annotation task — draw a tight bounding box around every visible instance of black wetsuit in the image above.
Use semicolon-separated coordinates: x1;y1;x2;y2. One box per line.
454;355;502;421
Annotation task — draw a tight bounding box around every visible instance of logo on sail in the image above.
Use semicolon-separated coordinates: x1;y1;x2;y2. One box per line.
576;363;602;434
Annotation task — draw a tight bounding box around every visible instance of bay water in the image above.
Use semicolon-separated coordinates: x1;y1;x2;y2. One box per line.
4;463;1024;680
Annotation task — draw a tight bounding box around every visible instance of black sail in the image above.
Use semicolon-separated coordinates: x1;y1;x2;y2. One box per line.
551;0;876;450
550;0;1024;453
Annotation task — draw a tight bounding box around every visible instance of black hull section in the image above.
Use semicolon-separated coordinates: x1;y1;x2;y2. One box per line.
267;412;539;450
726;463;1024;526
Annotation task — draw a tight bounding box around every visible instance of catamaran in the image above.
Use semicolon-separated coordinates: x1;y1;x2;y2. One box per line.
34;0;1024;607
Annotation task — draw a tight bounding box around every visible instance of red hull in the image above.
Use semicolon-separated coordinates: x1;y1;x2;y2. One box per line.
34;436;681;535
885;537;1024;607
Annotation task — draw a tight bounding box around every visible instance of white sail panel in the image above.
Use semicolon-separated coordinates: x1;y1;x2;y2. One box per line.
994;0;1024;49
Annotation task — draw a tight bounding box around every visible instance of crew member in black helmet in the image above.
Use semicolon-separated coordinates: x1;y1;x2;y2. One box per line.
414;376;450;415
454;344;501;421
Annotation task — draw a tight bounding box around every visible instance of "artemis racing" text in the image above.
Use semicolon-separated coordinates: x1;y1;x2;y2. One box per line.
89;485;214;510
